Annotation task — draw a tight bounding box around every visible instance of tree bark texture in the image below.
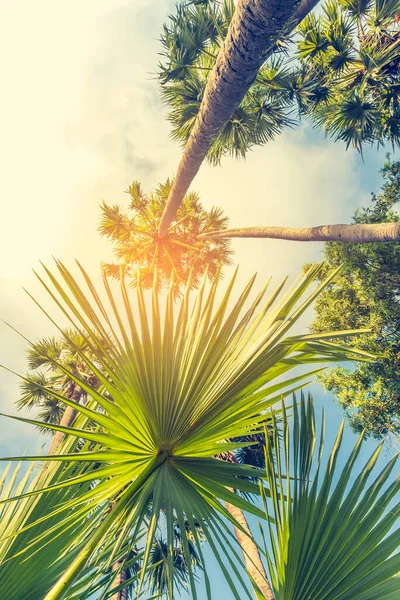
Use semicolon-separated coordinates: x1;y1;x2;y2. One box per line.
293;0;321;22
159;0;320;236
224;498;274;599
47;384;82;456
217;450;274;599
199;222;400;243
110;561;129;600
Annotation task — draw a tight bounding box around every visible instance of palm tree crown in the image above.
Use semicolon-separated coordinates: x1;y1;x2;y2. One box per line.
18;331;97;430
298;0;400;150
159;0;400;162
1;260;372;600
99;180;232;292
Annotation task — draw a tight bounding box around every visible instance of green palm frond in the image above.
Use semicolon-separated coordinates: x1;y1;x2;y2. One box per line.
313;94;380;149
99;180;233;293
0;261;374;599
261;393;400;599
0;419;113;600
159;0;400;160
341;0;374;19
374;0;400;21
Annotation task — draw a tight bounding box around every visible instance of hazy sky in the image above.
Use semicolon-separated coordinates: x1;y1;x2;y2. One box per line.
0;1;398;597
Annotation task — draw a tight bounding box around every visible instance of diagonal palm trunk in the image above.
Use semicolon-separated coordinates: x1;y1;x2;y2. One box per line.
47;383;82;455
159;0;321;236
198;222;400;243
224;498;274;600
218;451;274;600
110;561;129;600
36;383;83;488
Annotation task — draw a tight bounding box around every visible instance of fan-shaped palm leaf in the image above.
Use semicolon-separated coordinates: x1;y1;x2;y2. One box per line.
260;393;400;599
0;261;373;599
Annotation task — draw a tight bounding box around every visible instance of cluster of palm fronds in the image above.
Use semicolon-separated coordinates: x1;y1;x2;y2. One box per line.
99;180;232;291
298;0;400;150
159;0;400;160
0;261;398;599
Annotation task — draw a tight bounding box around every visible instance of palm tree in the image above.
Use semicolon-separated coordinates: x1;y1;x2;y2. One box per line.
18;217;266;597
17;330;203;600
99;179;232;293
15;277;273;598
18;331;99;455
158;0;321;235
160;0;400;161
298;0;400;151
157;0;400;238
0;259;374;599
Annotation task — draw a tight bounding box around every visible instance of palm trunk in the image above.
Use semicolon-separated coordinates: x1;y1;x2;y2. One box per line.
199;222;400;243
47;383;82;456
224;498;274;600
36;384;83;487
159;0;320;236
293;0;321;22
110;561;129;600
217;451;274;599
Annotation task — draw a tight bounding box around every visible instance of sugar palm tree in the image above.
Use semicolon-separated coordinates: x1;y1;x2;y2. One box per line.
298;0;400;150
157;0;400;240
0;259;374;599
160;0;400;161
158;0;321;235
17;331;99;455
99;180;232;293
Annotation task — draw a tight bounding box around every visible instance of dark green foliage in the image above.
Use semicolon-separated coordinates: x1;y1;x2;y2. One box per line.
307;157;400;437
159;0;400;162
18;331;97;431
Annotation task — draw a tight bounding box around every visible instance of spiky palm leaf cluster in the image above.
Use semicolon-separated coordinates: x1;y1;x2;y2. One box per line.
99;180;232;292
159;0;296;164
15;328;204;598
261;393;400;599
298;0;400;150
159;0;400;161
0;261;373;600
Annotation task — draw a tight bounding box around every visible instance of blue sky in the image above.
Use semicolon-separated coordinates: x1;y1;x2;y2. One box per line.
0;1;399;598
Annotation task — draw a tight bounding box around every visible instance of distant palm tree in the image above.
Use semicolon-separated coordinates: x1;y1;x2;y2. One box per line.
18;331;98;454
99;180;232;293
